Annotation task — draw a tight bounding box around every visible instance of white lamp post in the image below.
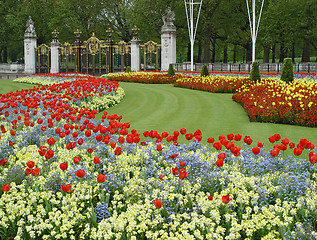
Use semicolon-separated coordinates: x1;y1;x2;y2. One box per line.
184;0;203;72
246;0;265;63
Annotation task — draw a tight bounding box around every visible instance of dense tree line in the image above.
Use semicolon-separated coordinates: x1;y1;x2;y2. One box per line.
0;0;316;64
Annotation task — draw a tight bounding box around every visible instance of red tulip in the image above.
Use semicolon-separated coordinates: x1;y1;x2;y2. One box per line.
26;161;35;168
179;168;188;180
294;147;303;156
110;142;116;148
97;174;105;183
281;137;290;145
207;137;214;143
222;195;232;204
213;142;222;150
180;161;186;167
75;169;85;178
114;147;122;155
60;163;68;171
159;174;164;180
309;154;317;164
289;142;295;149
157;145;163;151
270;148;280;157
208;194;213;200
73;156;81;164
47;137;56;146
243;136;253;145
218;153;226;159
216;158;224;167
72;132;79;138
227;133;234;140
118;136;125;143
0;159;8;166
273;134;281;142
93;157;100;164
169;154;178;159
234;134;242;141
180;128;186;134
61;184;74;193
172;167;178;175
268;135;275;143
153;199;162;208
257;142;264;148
87;148;93;154
252;147;261;155
25;168;32;175
32;168;40;176
1;184;10;192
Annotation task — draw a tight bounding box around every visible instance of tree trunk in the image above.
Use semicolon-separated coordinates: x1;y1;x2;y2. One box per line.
246;44;252;63
203;25;211;63
3;47;7;63
271;44;276;63
187;42;191;62
197;39;202;63
223;43;228;63
301;38;310;62
291;42;295;62
211;38;216;63
233;45;237;63
263;45;270;63
279;42;288;62
0;48;2;63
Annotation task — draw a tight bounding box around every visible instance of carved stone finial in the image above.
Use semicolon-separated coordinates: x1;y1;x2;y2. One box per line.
24;16;37;38
162;7;175;27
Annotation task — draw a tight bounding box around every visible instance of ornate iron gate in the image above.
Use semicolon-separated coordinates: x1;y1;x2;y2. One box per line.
58;31;130;75
36;28;162;74
35;44;50;73
140;41;161;71
113;40;131;72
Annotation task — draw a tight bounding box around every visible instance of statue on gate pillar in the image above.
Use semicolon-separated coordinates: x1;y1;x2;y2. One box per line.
24;16;37;74
161;7;176;71
162;7;175;27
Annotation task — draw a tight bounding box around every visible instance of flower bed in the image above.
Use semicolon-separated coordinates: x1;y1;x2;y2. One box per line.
0;74;317;239
103;72;183;84
232;78;317;127
174;75;252;93
12;74;125;112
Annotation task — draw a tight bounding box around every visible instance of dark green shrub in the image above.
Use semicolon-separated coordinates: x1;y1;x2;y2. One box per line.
167;64;175;76
126;66;131;73
250;62;261;82
281;58;294;83
201;65;209;77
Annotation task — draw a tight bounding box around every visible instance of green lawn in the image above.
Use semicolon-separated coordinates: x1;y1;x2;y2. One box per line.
1;79;317;146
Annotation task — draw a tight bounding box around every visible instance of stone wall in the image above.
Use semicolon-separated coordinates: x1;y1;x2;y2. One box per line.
0;63;25;74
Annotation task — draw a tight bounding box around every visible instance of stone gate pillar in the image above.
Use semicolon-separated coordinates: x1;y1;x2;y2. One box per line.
24;16;37;74
131;26;141;72
50;30;60;73
161;7;176;71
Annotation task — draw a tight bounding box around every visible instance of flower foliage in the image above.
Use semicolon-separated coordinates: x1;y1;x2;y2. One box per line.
0;73;317;239
104;72;182;84
233;78;317;127
174;75;252;93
